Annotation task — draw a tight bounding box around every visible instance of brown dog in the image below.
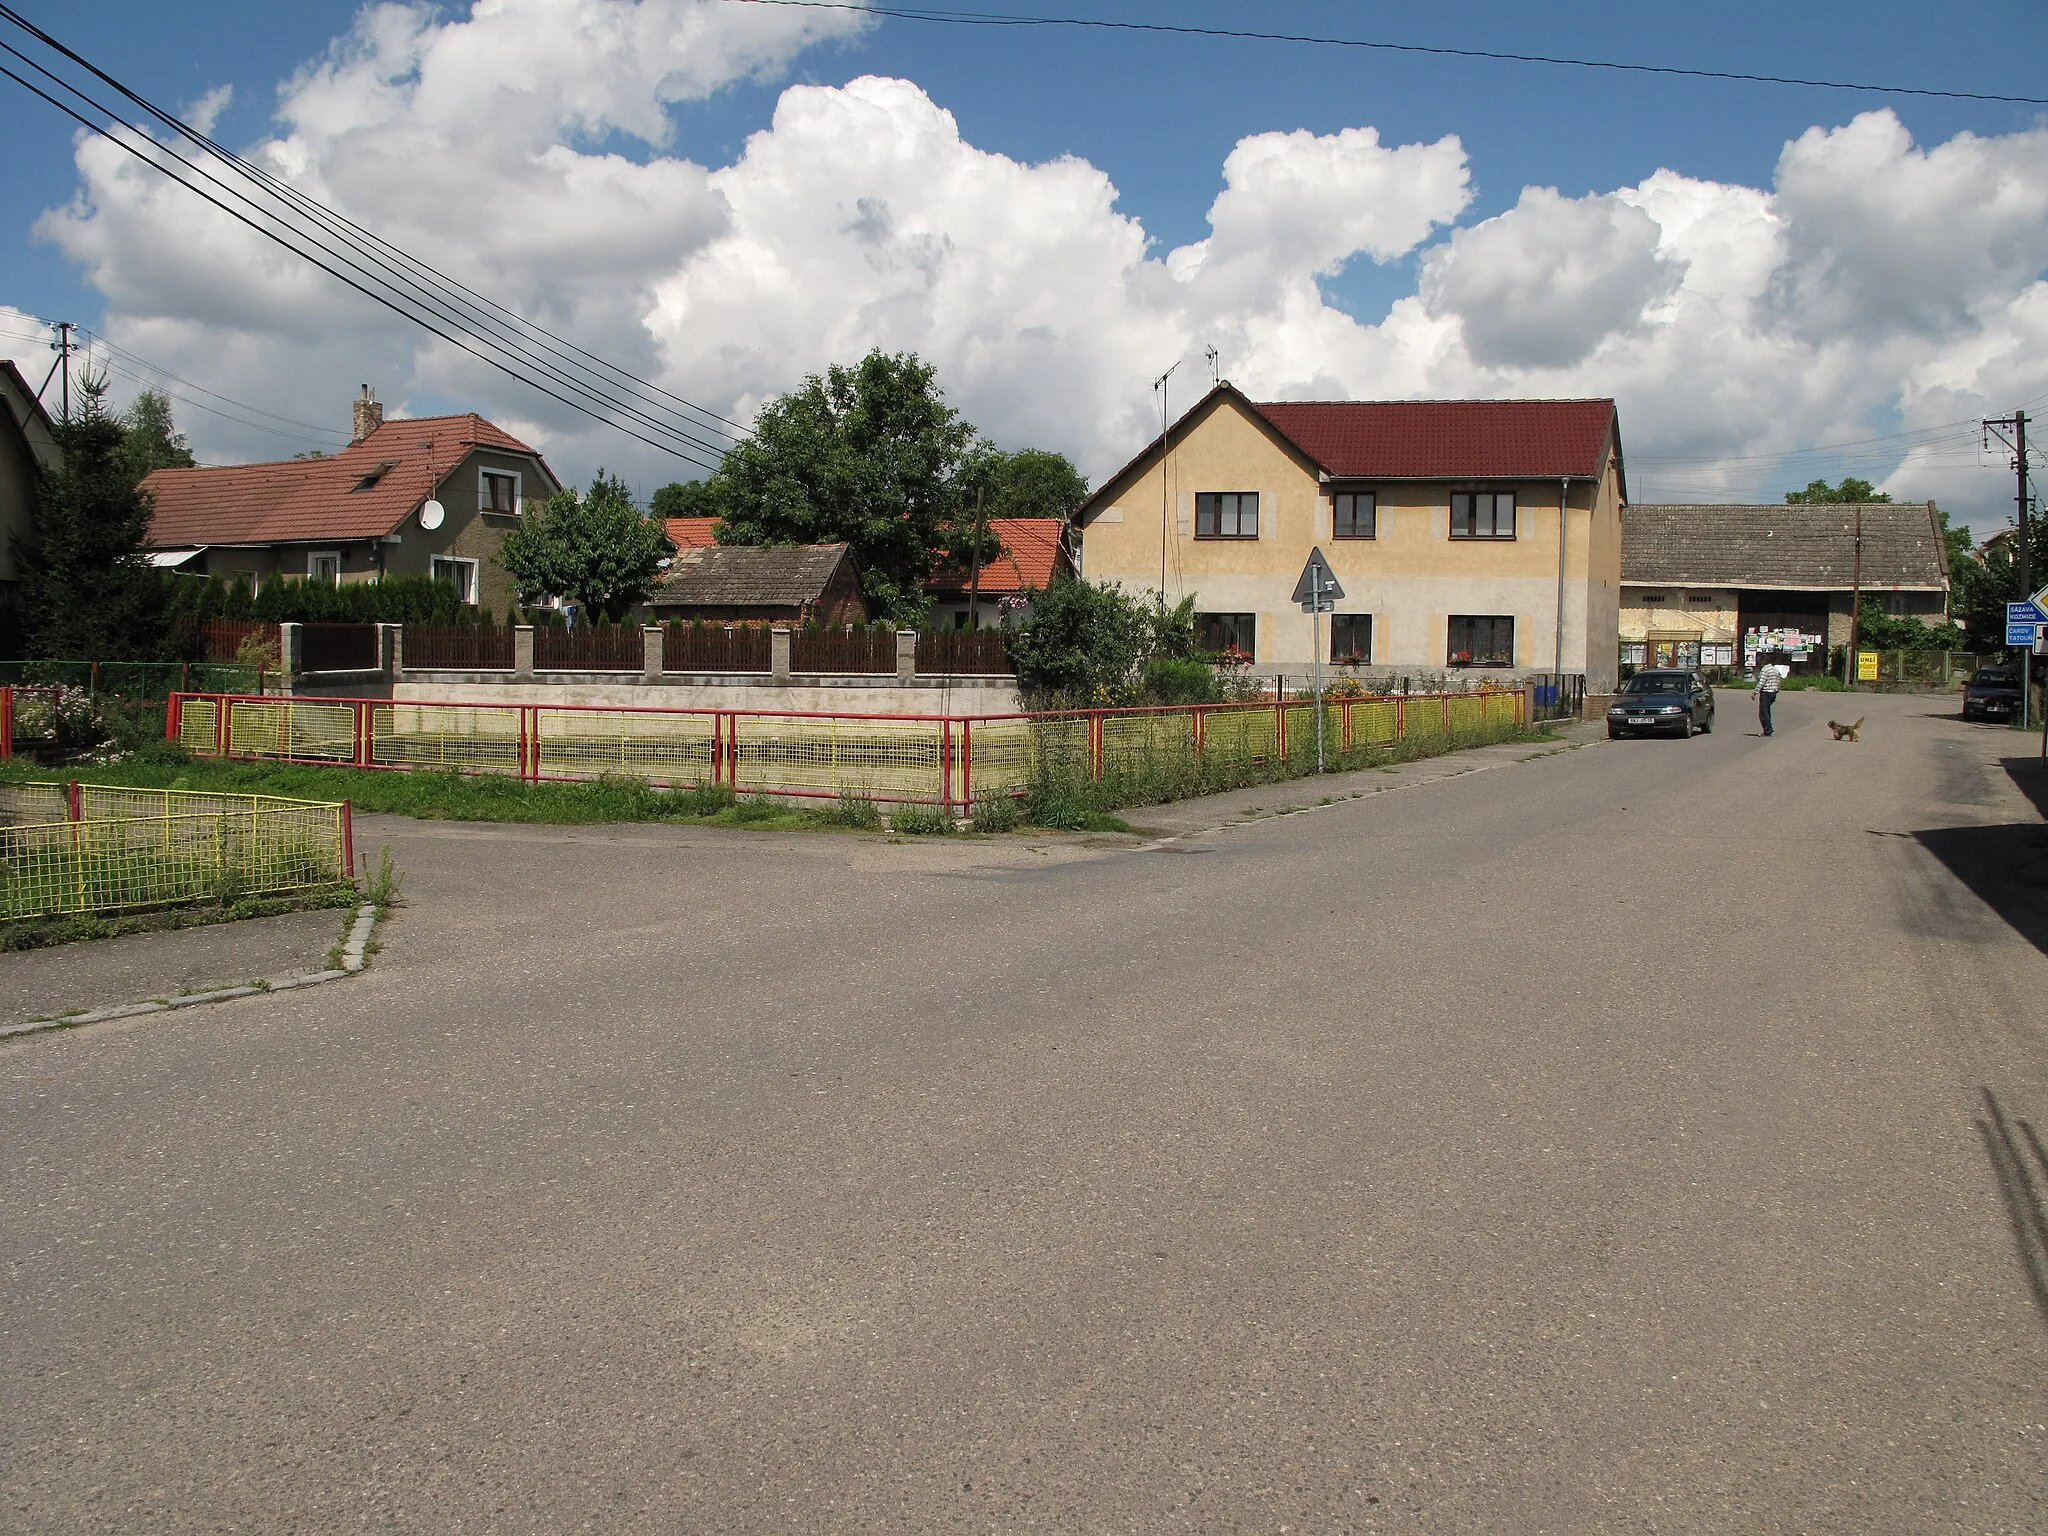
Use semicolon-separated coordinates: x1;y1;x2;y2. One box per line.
1828;717;1864;741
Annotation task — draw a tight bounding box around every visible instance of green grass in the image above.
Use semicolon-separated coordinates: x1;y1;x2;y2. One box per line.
0;884;357;953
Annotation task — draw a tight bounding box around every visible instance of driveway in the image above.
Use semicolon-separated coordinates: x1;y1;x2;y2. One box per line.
3;691;2045;1531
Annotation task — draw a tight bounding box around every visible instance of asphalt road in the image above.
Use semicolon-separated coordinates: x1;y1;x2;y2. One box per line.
5;690;2047;1532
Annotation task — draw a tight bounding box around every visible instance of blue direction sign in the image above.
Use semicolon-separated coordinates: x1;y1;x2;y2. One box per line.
2009;601;2048;625
2011;624;2040;647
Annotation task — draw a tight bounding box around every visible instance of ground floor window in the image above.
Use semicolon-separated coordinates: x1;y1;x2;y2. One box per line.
1447;614;1514;667
431;555;480;604
1701;643;1735;666
1622;640;1647;666
1330;613;1371;665
308;550;341;585
1198;611;1256;660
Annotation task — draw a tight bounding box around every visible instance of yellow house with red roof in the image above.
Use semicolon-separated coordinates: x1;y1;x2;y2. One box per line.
141;389;562;614
1073;384;1626;691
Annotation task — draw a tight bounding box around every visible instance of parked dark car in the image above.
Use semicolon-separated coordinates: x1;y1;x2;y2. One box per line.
1962;666;2022;722
1607;669;1715;739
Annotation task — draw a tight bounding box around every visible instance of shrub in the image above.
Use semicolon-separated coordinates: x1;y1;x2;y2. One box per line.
729;794;783;823
1140;656;1221;705
829;788;883;828
968;789;1019;833
887;801;953;835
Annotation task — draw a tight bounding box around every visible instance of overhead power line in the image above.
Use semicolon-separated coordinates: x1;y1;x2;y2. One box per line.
0;4;748;471
720;0;2048;106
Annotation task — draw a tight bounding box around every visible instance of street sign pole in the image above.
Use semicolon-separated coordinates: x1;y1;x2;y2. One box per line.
1312;564;1324;774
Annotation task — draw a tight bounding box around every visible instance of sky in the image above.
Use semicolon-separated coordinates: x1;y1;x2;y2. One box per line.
0;0;2044;535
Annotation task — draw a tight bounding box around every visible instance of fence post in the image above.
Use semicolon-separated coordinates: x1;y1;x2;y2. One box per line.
1276;697;1287;760
355;701;372;768
771;628;792;682
959;717;972;809
642;625;663;685
1342;696;1354;753
342;801;356;881
726;712;741;791
277;622;302;693
941;717;954;812
1193;702;1206;756
1522;684;1534;728
380;623;402;681
514;625;534;680
166;692;182;745
68;779;82;821
896;630;918;684
0;684;10;760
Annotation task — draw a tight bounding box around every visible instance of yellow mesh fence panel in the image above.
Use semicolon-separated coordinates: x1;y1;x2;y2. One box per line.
535;709;717;783
1101;710;1198;768
178;697;221;755
227;698;357;762
0;781;72;825
1350;698;1400;747
1199;704;1282;764
1;800;349;921
371;703;523;772
732;713;943;799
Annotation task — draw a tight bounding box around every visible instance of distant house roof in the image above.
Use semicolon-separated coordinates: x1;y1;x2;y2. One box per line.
141;413;555;547
664;516;719;550
927;518;1072;596
650;543;857;609
1623;503;1950;592
1077;384;1624;520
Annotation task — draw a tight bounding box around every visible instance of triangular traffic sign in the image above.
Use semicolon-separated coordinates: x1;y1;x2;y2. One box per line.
1291;546;1344;605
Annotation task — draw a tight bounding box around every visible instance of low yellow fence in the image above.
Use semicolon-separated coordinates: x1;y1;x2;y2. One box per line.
0;782;353;923
166;688;1528;809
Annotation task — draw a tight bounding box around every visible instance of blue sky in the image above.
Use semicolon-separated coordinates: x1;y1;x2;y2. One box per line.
1;0;2044;525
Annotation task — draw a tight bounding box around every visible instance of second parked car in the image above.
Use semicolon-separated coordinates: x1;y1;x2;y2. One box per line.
1607;669;1716;739
1961;666;2022;723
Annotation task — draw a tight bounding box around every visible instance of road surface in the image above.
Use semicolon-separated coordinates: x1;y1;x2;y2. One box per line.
4;689;2046;1531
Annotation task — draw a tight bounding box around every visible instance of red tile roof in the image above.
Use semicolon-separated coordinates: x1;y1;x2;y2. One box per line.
664;516;720;549
927;518;1072;595
142;413;549;546
1251;397;1619;480
1077;385;1623;519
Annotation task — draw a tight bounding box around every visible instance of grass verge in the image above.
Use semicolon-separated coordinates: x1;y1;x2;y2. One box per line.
0;883;358;954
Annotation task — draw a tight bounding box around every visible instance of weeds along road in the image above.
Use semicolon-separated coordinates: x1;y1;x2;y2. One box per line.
3;690;2046;1532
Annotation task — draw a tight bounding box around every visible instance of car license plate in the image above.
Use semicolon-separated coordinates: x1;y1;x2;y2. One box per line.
1628;715;1655;725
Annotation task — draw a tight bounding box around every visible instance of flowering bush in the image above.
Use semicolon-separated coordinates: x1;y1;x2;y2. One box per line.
10;686;104;749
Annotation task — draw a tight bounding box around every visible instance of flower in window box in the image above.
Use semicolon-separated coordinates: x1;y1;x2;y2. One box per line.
1449;649;1473;665
1215;644;1252;672
1335;651;1365;670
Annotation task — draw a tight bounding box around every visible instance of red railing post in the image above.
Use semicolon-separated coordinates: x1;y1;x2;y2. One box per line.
355;701;371;768
941;717;955;812
217;693;231;759
1193;703;1206;756
1276;697;1287;760
68;779;83;821
1342;696;1354;753
167;692;182;744
1089;711;1103;780
959;717;972;809
525;706;542;781
1442;694;1451;734
342;801;356;880
0;685;11;761
725;712;740;791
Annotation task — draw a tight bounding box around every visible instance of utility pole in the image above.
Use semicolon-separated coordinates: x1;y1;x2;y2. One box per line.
1985;410;2034;727
965;481;987;632
1848;501;1863;687
1153;360;1180;593
50;321;76;423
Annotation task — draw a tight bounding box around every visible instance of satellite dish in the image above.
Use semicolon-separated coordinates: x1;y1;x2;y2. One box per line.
418;498;445;531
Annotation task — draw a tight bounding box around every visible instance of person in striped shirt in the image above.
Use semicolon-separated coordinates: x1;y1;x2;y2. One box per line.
1753;653;1790;737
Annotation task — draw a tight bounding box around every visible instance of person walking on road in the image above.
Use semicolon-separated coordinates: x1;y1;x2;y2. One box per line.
1754;653;1790;737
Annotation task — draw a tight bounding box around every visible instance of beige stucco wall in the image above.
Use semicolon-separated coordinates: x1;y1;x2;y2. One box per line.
1077;394;1623;689
1619;587;1741;644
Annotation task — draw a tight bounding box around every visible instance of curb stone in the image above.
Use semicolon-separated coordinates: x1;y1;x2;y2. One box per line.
0;905;381;1042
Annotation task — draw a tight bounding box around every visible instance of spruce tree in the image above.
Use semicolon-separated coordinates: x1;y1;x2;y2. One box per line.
16;377;169;660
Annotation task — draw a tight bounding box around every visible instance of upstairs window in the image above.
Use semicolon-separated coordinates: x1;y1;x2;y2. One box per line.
1451;491;1516;540
481;469;520;514
1195;491;1259;539
1333;490;1376;539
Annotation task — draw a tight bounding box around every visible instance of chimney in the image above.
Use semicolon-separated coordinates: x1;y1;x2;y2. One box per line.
352;384;384;443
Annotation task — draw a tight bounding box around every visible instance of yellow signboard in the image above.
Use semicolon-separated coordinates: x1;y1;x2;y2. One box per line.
1857;649;1879;681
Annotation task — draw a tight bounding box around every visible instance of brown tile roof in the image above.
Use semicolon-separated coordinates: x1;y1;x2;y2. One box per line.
142;413;548;546
663;516;720;549
1622;503;1949;592
649;543;856;608
1076;384;1623;521
927;518;1072;596
1251;397;1619;480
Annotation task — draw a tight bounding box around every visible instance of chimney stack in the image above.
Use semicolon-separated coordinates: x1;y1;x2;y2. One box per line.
352;384;384;443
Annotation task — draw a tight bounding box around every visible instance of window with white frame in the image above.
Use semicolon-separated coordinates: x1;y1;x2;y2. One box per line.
308;550;341;585
1332;490;1376;539
431;555;479;604
480;468;521;515
1195;491;1259;539
1450;490;1516;539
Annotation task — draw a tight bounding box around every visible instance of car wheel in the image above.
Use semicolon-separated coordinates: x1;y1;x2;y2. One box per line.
1680;716;1694;738
1608;726;1623;740
1699;713;1713;734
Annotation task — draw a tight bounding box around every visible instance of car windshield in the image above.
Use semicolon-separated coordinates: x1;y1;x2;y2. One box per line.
1972;669;2018;685
1622;673;1690;695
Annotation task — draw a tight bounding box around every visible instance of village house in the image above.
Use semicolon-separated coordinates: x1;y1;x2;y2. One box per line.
646;542;867;626
0;359;62;647
140;387;562;613
1072;385;1625;691
1620;502;1950;673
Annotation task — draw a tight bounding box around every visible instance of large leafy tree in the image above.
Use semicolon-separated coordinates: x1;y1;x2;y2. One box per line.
115;388;196;486
650;479;720;520
15;377;169;659
499;471;672;620
979;447;1089;521
1007;579;1199;701
710;350;978;624
1784;477;1891;504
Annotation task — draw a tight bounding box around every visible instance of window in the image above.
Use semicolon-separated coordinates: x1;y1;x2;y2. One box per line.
431;555;479;604
1447;614;1514;667
352;459;399;492
1330;614;1371;664
1450;491;1516;539
1198;612;1256;658
1195;491;1259;539
480;469;520;515
1333;490;1376;539
307;550;341;586
1882;592;1909;616
1638;592;1668;604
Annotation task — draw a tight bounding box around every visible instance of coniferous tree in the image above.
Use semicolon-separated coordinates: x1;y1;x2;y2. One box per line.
16;377;169;659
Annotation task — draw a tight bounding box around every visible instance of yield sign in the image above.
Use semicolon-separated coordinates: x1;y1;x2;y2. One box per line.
1292;546;1345;606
